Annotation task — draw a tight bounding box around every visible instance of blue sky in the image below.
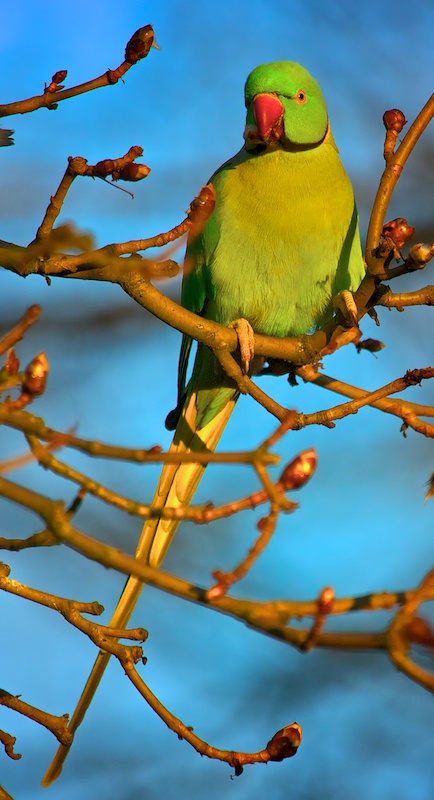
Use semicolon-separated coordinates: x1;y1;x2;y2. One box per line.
1;2;434;799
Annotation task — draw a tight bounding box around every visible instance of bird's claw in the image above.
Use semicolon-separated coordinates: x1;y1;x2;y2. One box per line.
333;290;359;327
228;318;255;373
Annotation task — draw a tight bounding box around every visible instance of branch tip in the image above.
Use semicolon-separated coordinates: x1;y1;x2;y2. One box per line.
125;25;156;65
266;722;302;761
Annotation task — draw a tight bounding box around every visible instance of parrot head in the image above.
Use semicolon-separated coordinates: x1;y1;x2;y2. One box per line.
243;61;329;149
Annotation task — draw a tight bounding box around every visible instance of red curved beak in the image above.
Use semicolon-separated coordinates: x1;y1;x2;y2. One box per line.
252;93;284;140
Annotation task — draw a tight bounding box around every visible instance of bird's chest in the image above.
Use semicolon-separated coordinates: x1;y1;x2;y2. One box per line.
207;148;350;337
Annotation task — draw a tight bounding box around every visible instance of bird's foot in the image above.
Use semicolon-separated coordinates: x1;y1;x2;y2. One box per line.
333;290;359;327
228;318;255;373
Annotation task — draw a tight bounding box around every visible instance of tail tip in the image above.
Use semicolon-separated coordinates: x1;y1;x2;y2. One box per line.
41;749;68;787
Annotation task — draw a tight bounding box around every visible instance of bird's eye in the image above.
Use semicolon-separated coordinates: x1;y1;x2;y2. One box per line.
295;90;307;104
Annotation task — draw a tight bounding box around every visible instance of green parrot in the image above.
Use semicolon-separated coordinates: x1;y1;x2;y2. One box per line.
42;61;364;786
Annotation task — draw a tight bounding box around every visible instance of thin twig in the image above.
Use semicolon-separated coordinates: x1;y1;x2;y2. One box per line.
377;286;434;309
298;369;434;420
0;477;406;656
23;433;283;525
206;504;281;599
0;306;41;357
294;367;434;431
0;563;146;659
0;729;21;761
387;568;434;693
0;26;156;119
0;407;279;464
0;690;72;747
365;92;434;264
122;658;302;771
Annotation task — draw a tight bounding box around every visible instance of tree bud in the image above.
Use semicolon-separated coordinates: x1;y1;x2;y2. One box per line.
407;243;434;269
188;185;216;223
117;163;151;182
52;70;68;85
266;722;302;761
23;353;48;396
125;25;155;64
278;448;317;491
383;108;407;133
382;218;415;249
407;616;434;647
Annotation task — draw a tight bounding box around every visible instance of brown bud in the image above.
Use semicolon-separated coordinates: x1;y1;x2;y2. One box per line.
383;108;407;133
206;571;229;601
278;448;317;492
117;163;151;182
45;70;68;93
382;218;415;250
129;145;144;159
406;243;434;270
382;109;407;160
5;349;20;376
125;25;155;64
147;445;162;454
318;586;335;614
188;184;216;224
52;70;67;85
93;159;114;178
266;723;302;761
23;352;48;396
407;616;434;647
355;337;385;355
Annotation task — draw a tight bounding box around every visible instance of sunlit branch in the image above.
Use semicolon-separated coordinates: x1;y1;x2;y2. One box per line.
365;92;434;265
294;367;434;430
0;690;72;748
387;568;434;693
122;659;302;772
0;26;156;119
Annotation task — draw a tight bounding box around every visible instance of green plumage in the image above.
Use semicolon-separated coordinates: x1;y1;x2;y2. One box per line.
173;59;364;454
42;61;365;787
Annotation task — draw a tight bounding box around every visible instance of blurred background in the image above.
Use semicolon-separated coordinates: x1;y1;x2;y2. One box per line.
1;1;434;798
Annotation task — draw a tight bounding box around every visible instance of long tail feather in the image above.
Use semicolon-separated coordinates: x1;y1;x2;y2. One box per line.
42;370;238;787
